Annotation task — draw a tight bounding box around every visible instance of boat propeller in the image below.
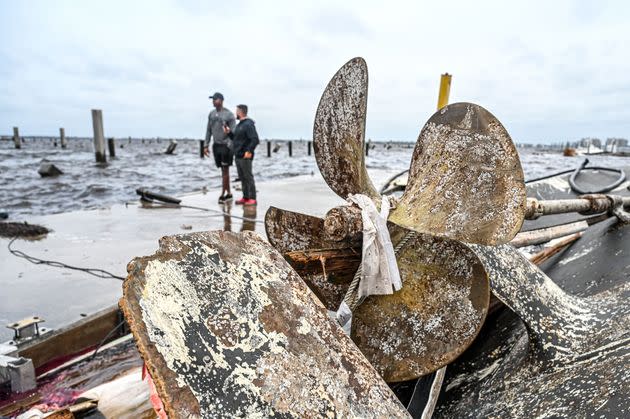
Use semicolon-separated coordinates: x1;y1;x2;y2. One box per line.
265;57;527;382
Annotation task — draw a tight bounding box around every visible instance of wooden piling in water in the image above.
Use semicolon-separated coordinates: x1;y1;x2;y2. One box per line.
91;109;106;163
288;141;293;157
308;140;312;156
107;137;116;158
13;127;21;149
267;140;271;157
199;140;205;158
60;128;67;149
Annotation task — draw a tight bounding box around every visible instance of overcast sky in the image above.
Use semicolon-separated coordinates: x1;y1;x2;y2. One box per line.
2;0;629;143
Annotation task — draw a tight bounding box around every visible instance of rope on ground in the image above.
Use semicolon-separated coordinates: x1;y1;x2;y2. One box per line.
139;200;265;224
7;238;125;281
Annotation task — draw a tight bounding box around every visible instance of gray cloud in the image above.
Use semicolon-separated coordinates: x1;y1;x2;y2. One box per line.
1;0;630;143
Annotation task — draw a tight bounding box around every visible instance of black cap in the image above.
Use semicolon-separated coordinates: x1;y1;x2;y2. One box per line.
209;92;224;100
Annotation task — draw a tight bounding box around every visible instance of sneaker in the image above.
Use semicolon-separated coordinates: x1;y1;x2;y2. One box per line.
218;193;233;203
243;199;257;206
235;198;247;205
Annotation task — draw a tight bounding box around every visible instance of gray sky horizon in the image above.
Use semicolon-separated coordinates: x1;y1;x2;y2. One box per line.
2;0;630;143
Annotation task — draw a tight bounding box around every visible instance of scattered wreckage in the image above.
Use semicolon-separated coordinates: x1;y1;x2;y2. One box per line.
4;58;627;418
120;57;629;418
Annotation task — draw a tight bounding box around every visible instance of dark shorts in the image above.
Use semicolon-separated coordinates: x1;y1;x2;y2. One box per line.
212;143;233;168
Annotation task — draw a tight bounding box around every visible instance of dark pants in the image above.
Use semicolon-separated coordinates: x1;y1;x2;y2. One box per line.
235;158;256;199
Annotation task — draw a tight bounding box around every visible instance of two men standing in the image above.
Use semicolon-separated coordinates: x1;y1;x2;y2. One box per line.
204;92;259;205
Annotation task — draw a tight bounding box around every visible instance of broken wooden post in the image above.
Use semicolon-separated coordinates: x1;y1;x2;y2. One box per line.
165;140;177;155
107;137;116;158
60;128;67;149
267;140;271;157
528;232;582;265
91;109;106;163
288;140;293;157
199;140;204;158
13;127;21;149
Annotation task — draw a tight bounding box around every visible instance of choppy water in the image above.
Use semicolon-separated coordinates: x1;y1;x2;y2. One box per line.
1;138;629;218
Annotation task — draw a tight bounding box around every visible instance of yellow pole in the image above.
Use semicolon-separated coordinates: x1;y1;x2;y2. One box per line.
437;73;452;110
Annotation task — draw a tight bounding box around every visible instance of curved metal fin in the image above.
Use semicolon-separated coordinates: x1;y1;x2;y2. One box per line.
389;103;526;245
313;57;380;201
468;243;629;366
351;231;489;382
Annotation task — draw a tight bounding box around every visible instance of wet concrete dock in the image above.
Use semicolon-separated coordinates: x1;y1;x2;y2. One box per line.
0;169;397;341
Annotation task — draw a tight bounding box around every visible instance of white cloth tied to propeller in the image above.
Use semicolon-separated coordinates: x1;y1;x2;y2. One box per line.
335;194;402;333
348;194;402;298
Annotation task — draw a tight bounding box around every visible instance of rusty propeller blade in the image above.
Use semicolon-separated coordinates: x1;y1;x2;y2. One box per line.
351;230;489;382
389;103;526;245
265;207;491;381
313;57;380;201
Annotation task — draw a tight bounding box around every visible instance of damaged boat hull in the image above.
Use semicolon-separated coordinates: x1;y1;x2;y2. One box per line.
120;231;410;418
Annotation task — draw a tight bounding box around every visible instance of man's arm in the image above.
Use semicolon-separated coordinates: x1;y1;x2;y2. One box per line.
204;115;212;148
227;113;236;134
244;123;259;155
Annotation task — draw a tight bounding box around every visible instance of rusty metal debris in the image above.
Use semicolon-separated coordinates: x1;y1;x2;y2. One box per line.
121;231;410;418
313;57;380;201
435;243;630;417
525;194;630;220
389;103;526;245
351;232;488;382
119;56;628;417
265;58;531;382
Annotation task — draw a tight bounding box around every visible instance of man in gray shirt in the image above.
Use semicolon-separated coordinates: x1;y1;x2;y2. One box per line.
204;92;236;203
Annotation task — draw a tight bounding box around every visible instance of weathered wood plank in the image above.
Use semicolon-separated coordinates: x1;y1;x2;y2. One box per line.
18;305;124;370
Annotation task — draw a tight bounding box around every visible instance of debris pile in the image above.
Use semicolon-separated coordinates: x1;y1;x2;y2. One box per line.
120;57;629;418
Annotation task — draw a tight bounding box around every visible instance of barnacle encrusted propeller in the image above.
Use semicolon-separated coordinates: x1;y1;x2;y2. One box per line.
265;57;526;382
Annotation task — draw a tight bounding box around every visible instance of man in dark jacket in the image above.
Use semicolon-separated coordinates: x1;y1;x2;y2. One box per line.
224;104;259;206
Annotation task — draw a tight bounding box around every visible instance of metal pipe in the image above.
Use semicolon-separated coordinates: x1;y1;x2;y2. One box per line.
525;196;630;220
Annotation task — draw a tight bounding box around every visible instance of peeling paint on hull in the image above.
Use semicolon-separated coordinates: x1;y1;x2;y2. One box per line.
121;231;410;418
